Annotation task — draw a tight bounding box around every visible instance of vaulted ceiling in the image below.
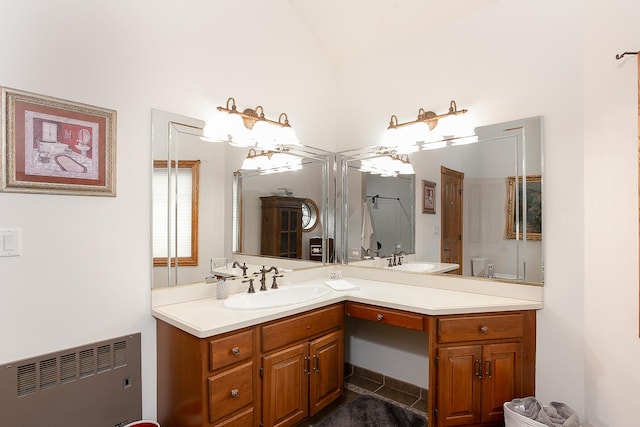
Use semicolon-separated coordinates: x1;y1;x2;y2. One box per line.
289;0;498;66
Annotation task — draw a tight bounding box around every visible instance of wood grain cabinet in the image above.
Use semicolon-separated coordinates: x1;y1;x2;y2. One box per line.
430;311;536;427
157;303;344;427
157;323;259;427
261;304;344;427
260;196;305;259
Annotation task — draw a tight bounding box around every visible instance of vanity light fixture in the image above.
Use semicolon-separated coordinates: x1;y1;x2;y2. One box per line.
359;150;415;177
217;97;301;148
240;147;302;174
381;100;468;150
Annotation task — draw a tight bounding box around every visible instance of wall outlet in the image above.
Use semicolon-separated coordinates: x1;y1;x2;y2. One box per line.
210;258;227;269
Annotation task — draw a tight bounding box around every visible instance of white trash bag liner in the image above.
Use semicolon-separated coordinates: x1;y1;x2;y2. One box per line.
504;397;580;427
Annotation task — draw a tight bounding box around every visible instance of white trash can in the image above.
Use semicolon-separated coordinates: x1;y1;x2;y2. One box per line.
504;397;580;427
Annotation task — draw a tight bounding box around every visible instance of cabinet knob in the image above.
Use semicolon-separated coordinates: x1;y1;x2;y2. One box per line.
480;326;489;334
376;314;384;321
230;389;239;398
231;346;240;356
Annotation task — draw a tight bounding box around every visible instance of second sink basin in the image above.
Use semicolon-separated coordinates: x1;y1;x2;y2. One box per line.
223;285;331;310
390;262;438;273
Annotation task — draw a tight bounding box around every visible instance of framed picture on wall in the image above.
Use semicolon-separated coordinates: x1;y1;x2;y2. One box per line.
1;87;116;196
422;180;436;214
505;175;542;240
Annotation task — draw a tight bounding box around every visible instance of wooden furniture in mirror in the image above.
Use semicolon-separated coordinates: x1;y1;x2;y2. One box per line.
260;196;305;259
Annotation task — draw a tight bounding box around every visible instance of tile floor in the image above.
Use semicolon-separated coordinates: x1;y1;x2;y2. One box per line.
299;364;428;426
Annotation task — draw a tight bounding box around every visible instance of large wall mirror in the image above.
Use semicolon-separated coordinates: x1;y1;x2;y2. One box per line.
340;116;543;284
151;110;332;288
232;147;332;263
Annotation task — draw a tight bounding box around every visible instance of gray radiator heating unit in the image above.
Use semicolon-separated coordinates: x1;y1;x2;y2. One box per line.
0;333;142;427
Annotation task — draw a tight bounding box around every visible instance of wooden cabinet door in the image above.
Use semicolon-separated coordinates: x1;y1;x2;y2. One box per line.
437;345;482;427
481;342;523;424
262;343;309;427
309;330;344;416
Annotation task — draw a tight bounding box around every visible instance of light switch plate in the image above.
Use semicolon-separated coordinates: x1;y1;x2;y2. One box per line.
0;229;20;257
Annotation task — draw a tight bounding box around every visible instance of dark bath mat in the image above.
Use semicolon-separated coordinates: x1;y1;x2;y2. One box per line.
312;394;426;427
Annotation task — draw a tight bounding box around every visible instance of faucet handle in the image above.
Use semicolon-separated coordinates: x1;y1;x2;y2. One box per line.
271;274;284;289
242;278;255;293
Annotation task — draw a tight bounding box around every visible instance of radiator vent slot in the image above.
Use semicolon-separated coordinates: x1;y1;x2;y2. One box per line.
17;363;36;397
60;353;77;384
114;340;127;368
97;344;111;373
79;348;95;378
39;358;57;390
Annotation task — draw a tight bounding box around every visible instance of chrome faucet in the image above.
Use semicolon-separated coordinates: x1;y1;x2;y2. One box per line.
256;266;279;291
232;261;248;277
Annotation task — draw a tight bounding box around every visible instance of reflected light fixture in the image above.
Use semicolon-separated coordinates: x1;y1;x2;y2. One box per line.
240;148;302;175
359;150;415;177
217;97;301;148
381;100;468;150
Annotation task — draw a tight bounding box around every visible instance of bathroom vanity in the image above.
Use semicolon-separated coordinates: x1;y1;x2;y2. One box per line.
153;271;541;427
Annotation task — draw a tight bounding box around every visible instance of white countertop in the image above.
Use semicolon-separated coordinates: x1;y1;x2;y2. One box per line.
152;277;543;338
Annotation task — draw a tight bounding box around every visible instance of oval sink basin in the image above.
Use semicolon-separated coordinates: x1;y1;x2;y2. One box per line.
223;285;331;310
390;262;437;273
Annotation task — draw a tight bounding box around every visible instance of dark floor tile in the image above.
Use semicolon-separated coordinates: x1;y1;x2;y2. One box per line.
346;373;383;392
352;365;384;384
376;385;420;407
412;397;428;413
384;375;421;397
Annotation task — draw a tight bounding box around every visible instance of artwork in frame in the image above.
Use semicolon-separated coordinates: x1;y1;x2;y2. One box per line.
1;87;116;196
505;175;542;240
422;180;436;214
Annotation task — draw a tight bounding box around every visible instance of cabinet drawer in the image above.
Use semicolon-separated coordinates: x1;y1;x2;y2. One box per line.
262;304;344;352
209;329;254;371
213;407;253;427
208;361;253;424
346;302;424;331
438;313;524;343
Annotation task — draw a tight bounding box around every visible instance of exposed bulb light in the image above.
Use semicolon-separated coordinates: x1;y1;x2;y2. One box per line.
359;150;415;177
381;100;468;149
217;97;301;149
239;148;302;175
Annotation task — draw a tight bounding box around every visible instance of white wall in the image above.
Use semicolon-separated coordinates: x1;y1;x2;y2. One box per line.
0;0;335;419
584;2;640;426
335;0;587;420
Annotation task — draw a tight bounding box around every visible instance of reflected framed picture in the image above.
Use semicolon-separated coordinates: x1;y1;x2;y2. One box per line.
422;179;436;214
1;87;116;196
505;175;542;240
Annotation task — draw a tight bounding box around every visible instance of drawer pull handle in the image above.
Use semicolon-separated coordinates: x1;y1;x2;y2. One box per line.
230;389;239;398
376;314;384;321
231;346;240;356
480;326;489;334
313;355;320;373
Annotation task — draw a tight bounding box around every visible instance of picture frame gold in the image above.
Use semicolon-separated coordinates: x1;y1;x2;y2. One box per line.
505;175;542;240
1;87;116;196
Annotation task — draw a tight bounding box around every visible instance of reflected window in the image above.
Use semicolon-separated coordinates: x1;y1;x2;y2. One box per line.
301;198;319;232
152;160;200;266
